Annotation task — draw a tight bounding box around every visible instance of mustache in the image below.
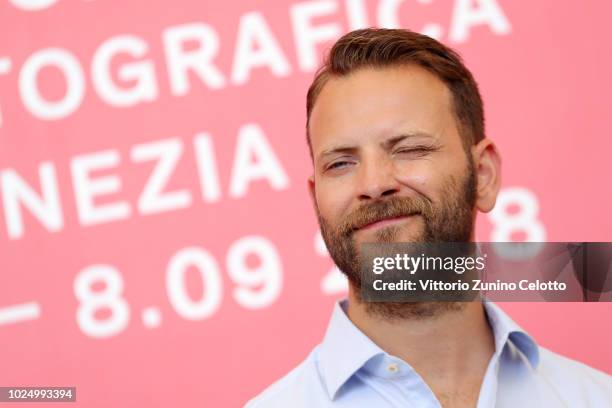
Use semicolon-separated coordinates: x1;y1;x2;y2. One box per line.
338;196;433;236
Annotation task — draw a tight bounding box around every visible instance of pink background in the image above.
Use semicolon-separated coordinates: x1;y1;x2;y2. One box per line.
0;1;610;407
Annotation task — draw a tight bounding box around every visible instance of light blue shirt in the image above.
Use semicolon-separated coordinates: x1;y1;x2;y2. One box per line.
246;299;612;407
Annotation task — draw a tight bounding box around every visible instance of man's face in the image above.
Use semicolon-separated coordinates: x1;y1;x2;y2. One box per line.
308;65;477;290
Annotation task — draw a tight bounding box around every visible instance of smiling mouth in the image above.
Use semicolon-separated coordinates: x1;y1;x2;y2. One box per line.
358;215;416;231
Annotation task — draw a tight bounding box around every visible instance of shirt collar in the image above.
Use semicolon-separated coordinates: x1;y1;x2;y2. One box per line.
318;299;540;400
483;301;540;369
318;300;383;400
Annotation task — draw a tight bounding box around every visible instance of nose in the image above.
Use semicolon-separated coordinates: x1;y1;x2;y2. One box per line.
356;155;400;201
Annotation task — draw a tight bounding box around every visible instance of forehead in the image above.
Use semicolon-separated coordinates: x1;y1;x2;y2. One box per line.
309;65;457;156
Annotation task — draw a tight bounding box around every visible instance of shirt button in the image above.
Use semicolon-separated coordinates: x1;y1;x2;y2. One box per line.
387;363;399;374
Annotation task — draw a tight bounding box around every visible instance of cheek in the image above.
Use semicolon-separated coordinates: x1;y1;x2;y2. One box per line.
394;162;436;197
397;172;427;187
315;179;354;220
394;160;463;207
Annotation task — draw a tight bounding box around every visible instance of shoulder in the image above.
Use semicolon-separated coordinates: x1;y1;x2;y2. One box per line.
537;346;612;404
244;346;329;408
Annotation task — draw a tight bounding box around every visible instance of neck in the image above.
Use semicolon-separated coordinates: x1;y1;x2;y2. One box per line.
346;287;495;403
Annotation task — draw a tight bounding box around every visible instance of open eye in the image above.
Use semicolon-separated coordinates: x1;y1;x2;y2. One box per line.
326;160;352;171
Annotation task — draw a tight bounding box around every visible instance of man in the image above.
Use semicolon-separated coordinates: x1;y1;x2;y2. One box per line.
246;28;612;407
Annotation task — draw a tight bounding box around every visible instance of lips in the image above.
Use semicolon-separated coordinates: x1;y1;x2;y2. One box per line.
356;214;417;231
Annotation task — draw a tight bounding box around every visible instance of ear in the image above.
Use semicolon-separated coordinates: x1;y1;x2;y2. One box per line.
308;174;317;210
472;138;502;213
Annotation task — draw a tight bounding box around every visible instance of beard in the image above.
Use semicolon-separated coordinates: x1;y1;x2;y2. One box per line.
317;159;478;320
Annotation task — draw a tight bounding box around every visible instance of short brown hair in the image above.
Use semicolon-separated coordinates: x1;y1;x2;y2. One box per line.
306;28;485;160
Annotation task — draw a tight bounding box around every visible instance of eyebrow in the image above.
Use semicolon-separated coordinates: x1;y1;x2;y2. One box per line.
317;131;436;162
